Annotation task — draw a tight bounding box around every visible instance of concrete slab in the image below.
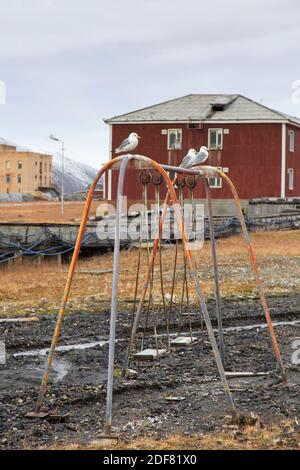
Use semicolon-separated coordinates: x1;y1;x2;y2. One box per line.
62;268;113;275
134;348;167;361
165;396;186;402
171;336;198;347
90;436;119;448
225;371;268;378
0;317;39;323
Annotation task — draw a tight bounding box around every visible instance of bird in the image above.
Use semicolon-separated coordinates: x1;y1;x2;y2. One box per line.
194;146;209;165
179;148;197;168
115;132;141;154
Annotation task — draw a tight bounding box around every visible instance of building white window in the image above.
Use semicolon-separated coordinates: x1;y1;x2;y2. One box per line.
18;160;23;170
289;130;295;152
288;168;294;190
6;160;11;170
208;167;222;189
167;129;182;150
17;175;22;184
208;129;223;150
6;175;11;184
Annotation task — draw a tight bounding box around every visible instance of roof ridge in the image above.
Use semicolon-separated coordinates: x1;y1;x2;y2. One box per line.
104;94;195;123
238;95;300;125
104;93;300;125
237;94;287;119
104;93;242;123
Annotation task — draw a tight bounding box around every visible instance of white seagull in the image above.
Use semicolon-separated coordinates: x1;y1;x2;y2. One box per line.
195;146;209;165
180;148;197;168
115;132;141;154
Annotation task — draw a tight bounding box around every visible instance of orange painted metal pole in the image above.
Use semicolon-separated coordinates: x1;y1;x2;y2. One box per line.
35;156;124;412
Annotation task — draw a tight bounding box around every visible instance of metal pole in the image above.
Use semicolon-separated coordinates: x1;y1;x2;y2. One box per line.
61;141;65;215
184;251;236;416
105;156;130;436
204;179;225;366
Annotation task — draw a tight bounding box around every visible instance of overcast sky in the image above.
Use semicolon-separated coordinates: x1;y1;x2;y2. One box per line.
0;0;300;168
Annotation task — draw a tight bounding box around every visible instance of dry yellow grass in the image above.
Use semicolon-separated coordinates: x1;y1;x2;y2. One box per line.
43;422;300;450
0;200;101;224
0;230;299;316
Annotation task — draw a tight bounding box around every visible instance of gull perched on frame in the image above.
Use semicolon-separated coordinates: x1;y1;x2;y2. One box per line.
115;132;141;154
195;146;209;165
179;148;197;168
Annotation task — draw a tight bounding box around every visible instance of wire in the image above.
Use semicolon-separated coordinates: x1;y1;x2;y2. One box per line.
0;232;100;264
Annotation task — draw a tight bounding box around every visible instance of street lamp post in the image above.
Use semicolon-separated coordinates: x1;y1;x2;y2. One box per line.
50;134;65;215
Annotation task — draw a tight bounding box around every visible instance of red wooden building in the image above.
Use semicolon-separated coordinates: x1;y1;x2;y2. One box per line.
104;94;300;205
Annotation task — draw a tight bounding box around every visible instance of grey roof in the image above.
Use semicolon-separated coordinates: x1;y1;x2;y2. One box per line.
105;94;300;126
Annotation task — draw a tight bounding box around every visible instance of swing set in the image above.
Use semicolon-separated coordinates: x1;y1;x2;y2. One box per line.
28;154;286;438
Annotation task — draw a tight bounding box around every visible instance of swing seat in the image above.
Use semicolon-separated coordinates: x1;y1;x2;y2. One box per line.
171;336;198;347
134;348;168;361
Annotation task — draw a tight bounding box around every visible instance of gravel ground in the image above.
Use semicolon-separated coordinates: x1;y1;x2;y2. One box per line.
0;295;299;449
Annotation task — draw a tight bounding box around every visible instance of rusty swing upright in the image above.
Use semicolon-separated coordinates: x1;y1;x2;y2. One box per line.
32;154;286;436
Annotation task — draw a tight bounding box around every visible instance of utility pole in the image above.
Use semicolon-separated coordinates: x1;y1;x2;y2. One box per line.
50;134;65;215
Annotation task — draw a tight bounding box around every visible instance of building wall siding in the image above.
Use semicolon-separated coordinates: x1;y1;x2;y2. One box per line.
0;145;52;194
108;122;284;201
285;124;300;197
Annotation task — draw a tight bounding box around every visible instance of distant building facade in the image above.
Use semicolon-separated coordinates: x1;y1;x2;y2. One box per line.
104;94;300;203
0;140;52;195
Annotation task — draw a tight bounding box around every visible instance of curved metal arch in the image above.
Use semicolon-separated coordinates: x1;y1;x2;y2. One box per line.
34;154;236;436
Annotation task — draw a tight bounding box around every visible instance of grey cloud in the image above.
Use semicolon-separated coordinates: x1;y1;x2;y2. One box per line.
0;0;300;167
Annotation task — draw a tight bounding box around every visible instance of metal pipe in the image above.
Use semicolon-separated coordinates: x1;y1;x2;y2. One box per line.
49;135;65;215
156;186;169;347
204;179;225;366
183;245;236;415
174;212;236;415
61;141;65;216
160;164;205;176
105;156;130;436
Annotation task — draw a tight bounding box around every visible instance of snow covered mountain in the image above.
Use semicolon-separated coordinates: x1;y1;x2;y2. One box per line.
52;153;100;194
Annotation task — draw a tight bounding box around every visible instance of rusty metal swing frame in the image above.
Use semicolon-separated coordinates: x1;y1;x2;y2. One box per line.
31;154;286;437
